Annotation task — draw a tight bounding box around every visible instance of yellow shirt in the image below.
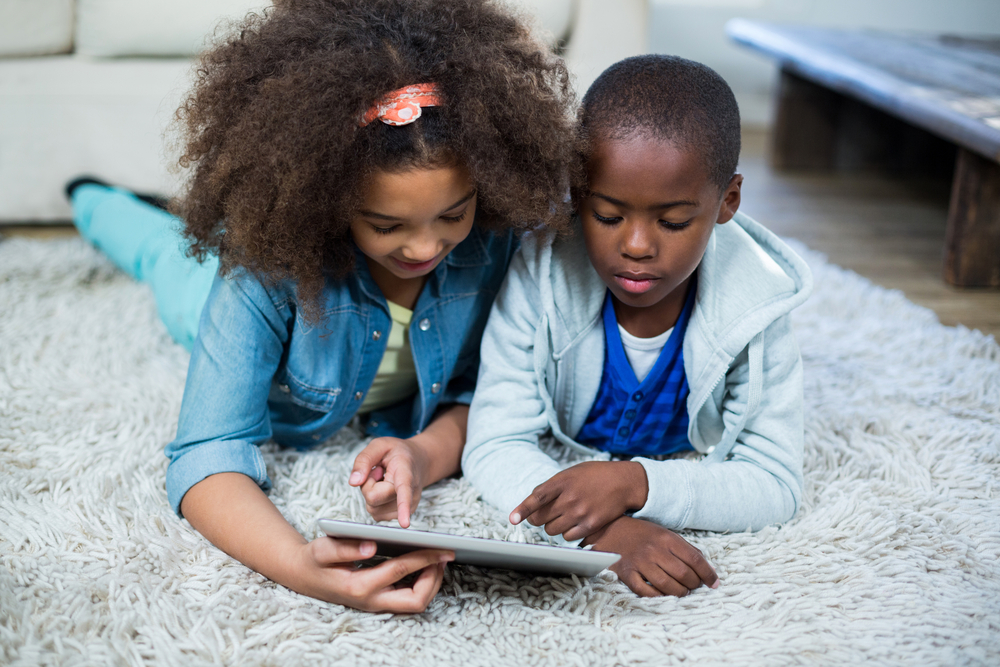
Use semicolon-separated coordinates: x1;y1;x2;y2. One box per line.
358;301;419;414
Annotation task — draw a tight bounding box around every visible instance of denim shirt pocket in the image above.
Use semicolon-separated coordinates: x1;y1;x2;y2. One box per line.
278;366;343;412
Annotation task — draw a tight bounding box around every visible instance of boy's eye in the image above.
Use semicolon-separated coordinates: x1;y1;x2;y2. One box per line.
372;225;399;235
660;220;692;231
591;211;621;224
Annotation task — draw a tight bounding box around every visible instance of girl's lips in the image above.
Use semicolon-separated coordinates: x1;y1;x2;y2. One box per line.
615;274;659;294
391;255;439;273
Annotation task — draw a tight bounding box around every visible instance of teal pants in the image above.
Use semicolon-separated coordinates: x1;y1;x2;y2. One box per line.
71;184;218;350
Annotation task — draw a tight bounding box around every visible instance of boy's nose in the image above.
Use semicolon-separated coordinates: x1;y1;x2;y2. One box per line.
620;220;655;259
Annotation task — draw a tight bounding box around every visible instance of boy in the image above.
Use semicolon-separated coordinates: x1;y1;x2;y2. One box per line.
463;55;813;597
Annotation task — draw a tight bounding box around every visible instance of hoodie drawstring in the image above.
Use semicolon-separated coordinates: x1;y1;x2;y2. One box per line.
705;331;764;463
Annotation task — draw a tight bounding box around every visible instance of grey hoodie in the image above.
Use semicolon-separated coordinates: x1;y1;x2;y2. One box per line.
463;212;813;533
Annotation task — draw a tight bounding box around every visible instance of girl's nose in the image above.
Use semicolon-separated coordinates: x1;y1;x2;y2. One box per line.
620;219;655;260
402;234;443;263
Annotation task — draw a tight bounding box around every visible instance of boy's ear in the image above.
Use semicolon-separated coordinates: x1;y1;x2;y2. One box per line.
715;173;743;225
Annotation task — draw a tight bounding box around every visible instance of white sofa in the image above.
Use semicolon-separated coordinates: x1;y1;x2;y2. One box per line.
0;0;648;223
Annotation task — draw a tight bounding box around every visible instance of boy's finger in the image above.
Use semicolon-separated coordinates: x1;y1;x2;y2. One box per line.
676;545;719;588
350;440;393;486
643;564;690;598
660;557;702;591
510;486;554;525
312;537;378;564
621;569;664;598
562;520;601;542
539;512;577;537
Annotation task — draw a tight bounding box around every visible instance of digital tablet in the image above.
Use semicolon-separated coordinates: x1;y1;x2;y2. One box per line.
318;519;620;577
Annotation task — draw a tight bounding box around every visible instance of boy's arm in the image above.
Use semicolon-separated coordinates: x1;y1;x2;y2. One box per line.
181;472;452;612
462;250;563;516
632;315;805;532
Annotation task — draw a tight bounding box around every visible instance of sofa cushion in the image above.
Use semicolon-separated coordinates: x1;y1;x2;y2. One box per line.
0;0;74;57
0;56;194;221
76;0;272;57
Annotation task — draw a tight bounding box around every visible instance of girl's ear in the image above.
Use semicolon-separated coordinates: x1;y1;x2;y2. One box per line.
715;173;743;225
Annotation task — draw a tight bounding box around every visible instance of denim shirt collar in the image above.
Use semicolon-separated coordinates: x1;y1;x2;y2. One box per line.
353;225;493;306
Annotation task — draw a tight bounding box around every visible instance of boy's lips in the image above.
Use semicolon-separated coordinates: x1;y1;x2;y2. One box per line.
614;272;660;294
391;255;439;273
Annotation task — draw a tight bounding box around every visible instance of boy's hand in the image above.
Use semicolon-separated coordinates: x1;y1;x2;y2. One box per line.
510;461;649;541
293;536;453;613
350;437;429;528
584;516;718;597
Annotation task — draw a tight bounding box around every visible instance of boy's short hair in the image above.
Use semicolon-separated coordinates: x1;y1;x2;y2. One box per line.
580;55;741;191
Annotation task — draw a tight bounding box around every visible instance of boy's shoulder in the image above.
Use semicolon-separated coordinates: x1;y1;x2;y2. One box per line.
508;224;607;338
694;212;813;352
705;212;810;297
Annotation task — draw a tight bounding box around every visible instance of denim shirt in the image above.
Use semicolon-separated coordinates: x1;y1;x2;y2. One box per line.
165;226;518;516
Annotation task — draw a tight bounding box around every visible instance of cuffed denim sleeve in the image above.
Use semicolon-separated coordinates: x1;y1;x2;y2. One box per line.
165;271;290;517
166;441;271;514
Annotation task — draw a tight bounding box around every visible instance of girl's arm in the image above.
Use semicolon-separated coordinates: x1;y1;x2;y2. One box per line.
181;472;453;612
349;403;469;527
171;275;451;611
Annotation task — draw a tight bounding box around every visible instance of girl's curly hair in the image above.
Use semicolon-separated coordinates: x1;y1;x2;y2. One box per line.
172;0;577;310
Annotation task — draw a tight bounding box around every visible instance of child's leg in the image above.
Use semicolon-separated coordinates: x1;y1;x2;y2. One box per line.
70;183;218;350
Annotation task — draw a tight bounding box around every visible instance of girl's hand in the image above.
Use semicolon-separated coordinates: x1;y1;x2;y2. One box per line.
509;461;649;541
583;516;718;597
292;536;453;613
350;437;429;527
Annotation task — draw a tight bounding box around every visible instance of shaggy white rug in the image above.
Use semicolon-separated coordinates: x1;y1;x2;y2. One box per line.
1;234;998;667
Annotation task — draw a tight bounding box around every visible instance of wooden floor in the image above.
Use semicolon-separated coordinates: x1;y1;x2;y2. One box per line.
739;129;1000;339
3;131;999;338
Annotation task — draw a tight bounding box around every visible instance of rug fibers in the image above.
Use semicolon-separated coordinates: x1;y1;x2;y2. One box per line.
1;235;998;666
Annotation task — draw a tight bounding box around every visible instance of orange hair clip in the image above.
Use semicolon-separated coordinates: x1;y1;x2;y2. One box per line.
359;83;442;128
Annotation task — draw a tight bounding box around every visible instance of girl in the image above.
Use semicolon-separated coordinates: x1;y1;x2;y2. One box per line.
68;0;575;613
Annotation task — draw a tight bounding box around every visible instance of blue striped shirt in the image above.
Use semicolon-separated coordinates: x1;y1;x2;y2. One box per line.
576;279;696;457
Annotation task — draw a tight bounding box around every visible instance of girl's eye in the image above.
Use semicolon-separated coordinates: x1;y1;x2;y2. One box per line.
660;220;692;231
440;210;468;223
372;225;398;235
591;212;621;224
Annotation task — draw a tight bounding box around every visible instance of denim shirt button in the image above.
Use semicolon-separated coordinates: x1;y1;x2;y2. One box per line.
431;382;441;394
279;384;290;393
372;330;382;341
418;318;431;331
354;391;363;400
312;434;321;441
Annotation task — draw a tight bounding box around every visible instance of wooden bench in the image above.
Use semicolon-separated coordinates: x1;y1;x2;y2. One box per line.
727;19;1000;288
